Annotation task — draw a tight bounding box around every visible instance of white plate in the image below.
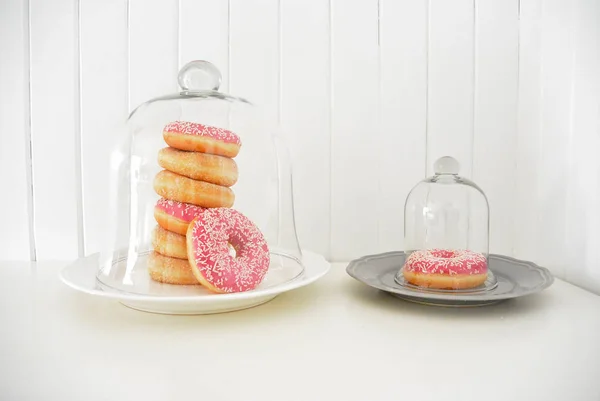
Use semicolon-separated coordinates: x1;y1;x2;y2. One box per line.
60;250;330;315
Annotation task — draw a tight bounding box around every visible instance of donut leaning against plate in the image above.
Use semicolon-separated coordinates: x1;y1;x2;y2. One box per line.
402;248;488;290
157;146;238;187
163;121;241;158
186;207;270;294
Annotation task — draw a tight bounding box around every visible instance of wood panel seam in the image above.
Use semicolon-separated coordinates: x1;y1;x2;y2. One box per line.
328;0;333;260
74;0;85;257
24;0;36;261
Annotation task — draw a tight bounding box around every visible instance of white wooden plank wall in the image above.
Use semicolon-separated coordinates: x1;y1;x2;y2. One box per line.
472;0;519;257
330;0;380;259
30;0;81;260
515;0;544;265
0;0;599;293
80;0;129;257
179;0;228;93
564;0;600;290
377;0;427;253
280;0;330;258
427;0;476;178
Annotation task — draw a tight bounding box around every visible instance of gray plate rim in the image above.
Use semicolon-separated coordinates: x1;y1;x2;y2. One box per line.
345;251;555;302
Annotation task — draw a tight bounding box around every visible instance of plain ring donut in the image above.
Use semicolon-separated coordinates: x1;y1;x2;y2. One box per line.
153;170;235;208
158;147;238;187
151;225;187;259
147;251;200;285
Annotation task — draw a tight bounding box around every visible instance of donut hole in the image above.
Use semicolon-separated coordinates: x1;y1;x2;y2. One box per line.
227;242;237;258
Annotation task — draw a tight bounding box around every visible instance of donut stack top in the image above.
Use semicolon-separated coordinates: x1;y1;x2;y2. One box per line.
162;121;242;159
163;121;242;146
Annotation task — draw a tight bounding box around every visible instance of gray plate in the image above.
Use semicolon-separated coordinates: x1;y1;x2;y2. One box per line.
346;251;554;307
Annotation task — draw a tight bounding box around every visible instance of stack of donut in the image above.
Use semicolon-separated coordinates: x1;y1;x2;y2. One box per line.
147;121;270;293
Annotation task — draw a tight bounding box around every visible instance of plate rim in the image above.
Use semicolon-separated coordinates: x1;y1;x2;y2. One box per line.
60;249;331;304
345;250;555;302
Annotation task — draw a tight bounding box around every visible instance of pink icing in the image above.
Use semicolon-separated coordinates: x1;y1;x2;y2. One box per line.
163;121;241;145
155;198;205;223
404;249;487;275
189;208;270;293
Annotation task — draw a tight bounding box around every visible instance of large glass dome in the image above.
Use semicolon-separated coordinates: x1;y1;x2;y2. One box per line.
97;60;304;296
398;156;495;293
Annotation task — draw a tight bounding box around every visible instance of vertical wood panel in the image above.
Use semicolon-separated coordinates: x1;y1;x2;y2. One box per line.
377;0;428;253
179;0;229;91
229;0;279;122
228;0;280;248
427;0;475;177
29;0;80;260
280;0;330;257
330;0;379;260
0;0;32;260
80;0;129;256
583;0;600;291
514;0;543;262
565;0;600;291
536;0;575;279
472;0;519;255
129;0;178;109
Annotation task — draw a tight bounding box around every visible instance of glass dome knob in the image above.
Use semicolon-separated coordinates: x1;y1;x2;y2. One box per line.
433;156;460;175
178;60;221;92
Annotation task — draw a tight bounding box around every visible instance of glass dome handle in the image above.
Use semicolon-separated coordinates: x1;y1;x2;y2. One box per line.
433;156;460;175
178;60;221;92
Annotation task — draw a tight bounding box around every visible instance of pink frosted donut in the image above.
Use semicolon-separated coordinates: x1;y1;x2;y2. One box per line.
154;198;205;236
186;208;270;293
403;249;488;290
163;121;242;158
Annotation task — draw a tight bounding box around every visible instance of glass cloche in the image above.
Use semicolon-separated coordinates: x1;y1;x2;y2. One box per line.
397;156;496;293
96;60;305;296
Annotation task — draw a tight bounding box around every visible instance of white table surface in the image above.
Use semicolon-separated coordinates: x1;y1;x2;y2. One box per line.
1;261;599;401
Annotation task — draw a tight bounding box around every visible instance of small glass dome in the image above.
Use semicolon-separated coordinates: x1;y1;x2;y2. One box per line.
398;156;495;292
96;60;304;296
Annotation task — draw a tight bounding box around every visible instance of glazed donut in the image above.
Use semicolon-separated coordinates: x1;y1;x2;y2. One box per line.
186;208;270;293
151;225;187;259
154;198;205;236
147;251;200;285
402;249;488;290
163;121;241;158
158;147;238;187
154;170;235;208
